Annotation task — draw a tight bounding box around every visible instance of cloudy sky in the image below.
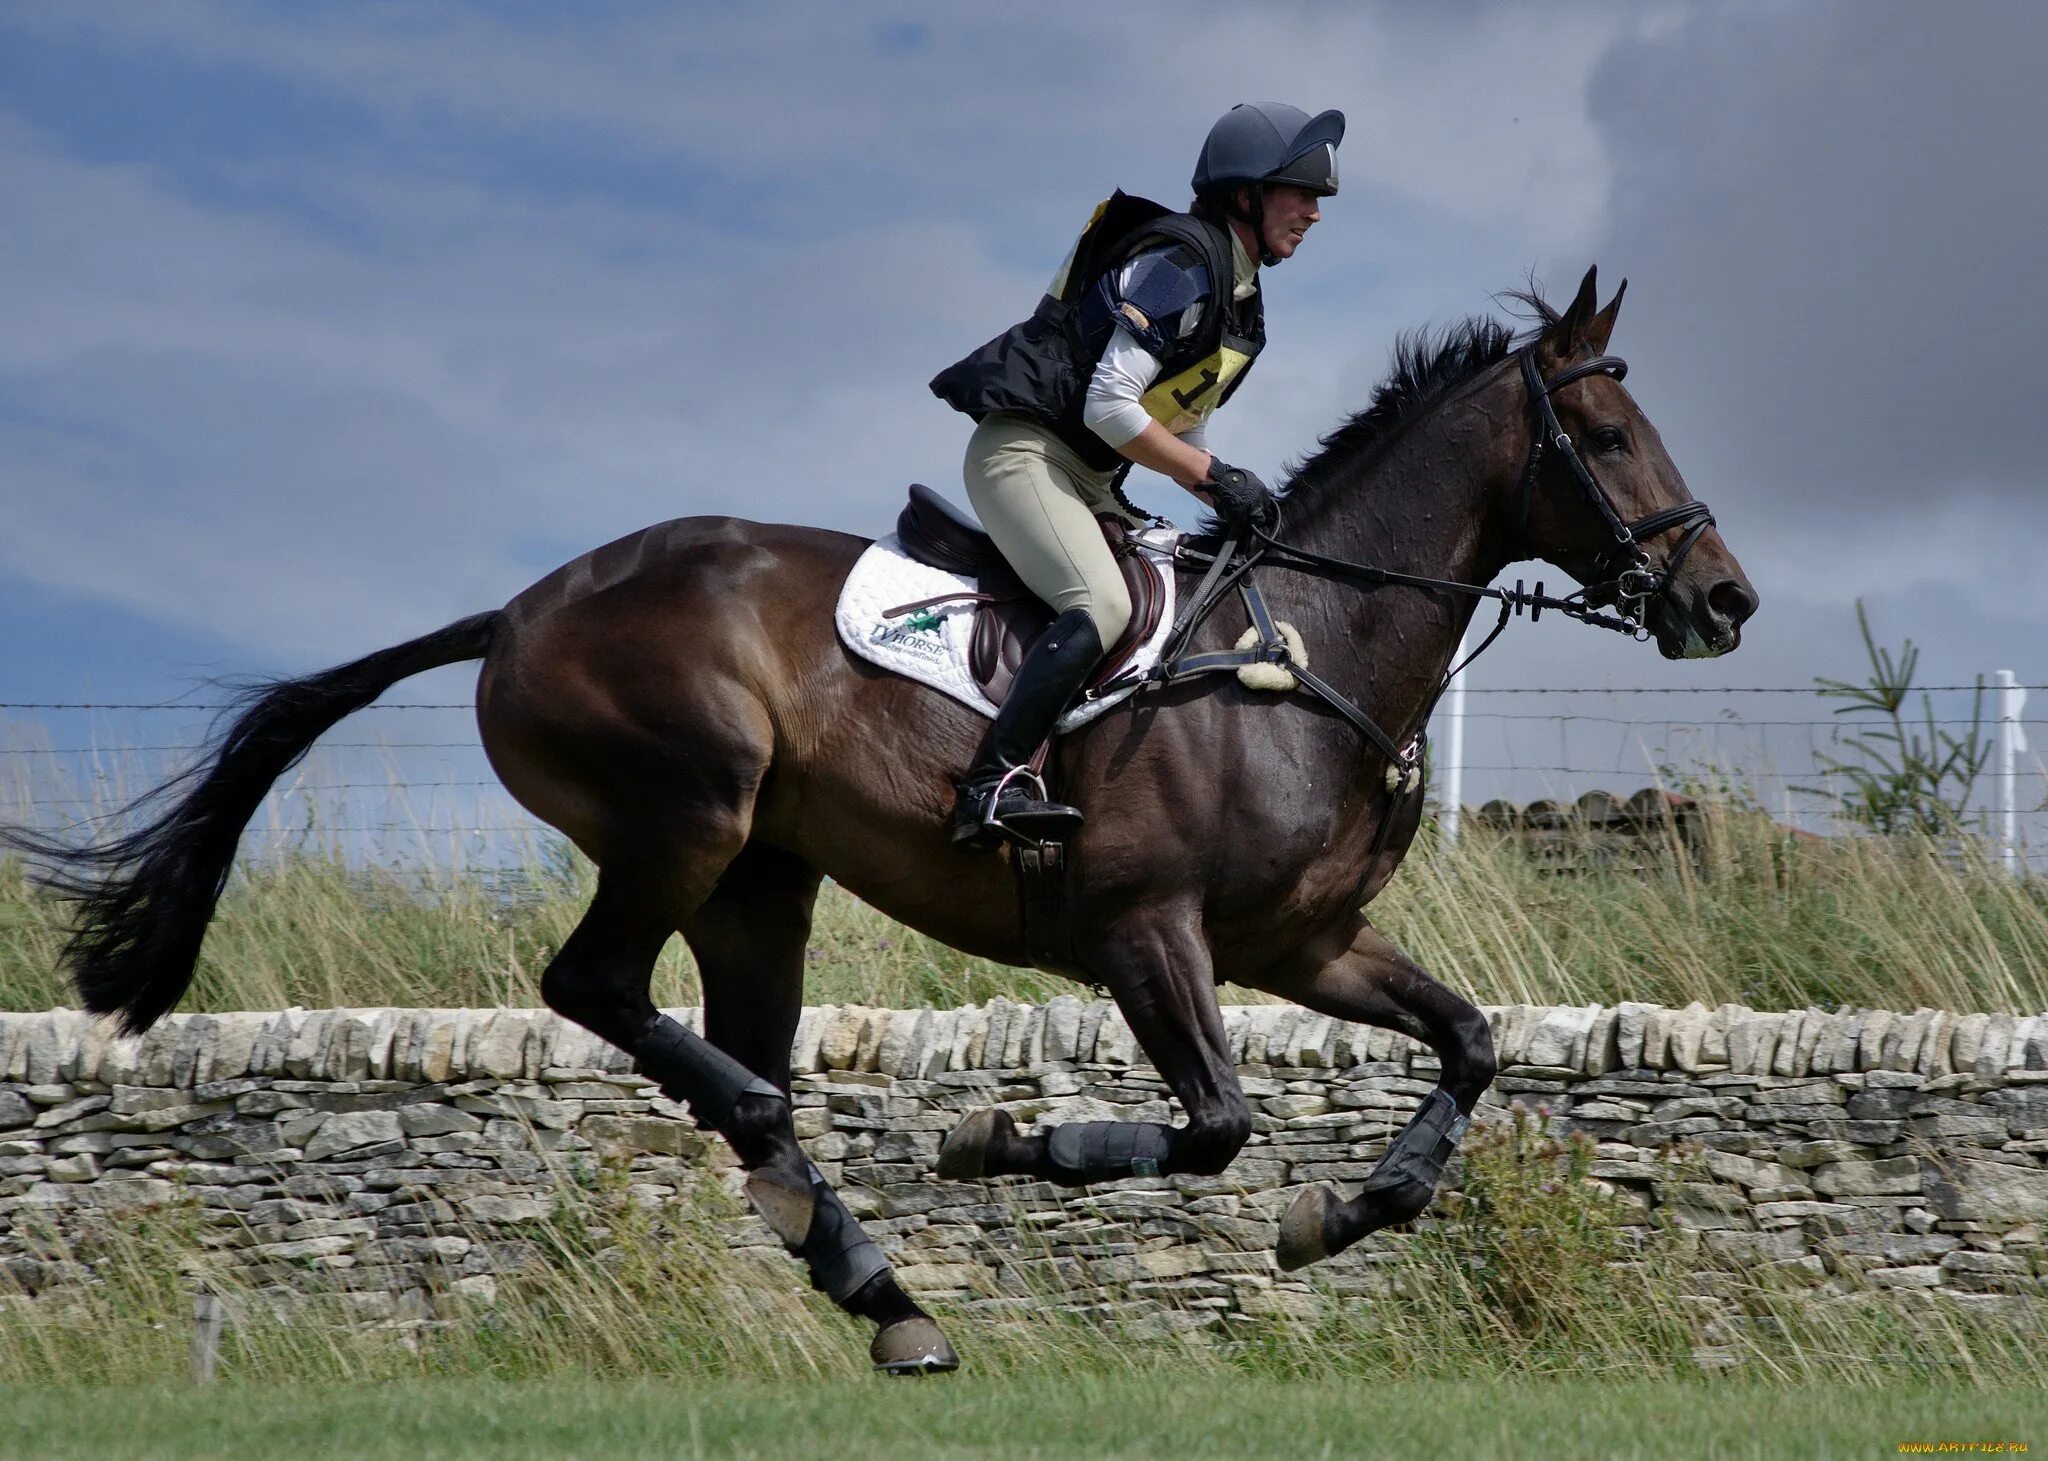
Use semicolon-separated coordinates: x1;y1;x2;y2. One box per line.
3;1;2043;847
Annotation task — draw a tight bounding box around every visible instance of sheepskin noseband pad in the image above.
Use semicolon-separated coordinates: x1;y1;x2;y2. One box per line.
633;1014;783;1130
1234;620;1307;691
1360;1088;1469;1194
751;1162;890;1305
1047;1121;1172;1183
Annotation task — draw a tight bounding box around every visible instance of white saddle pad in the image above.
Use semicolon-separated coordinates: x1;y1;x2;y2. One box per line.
835;525;1180;734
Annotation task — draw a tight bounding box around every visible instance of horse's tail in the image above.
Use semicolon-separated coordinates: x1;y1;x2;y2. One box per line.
5;611;502;1035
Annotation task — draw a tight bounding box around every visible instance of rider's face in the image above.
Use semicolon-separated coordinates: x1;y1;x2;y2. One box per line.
1259;184;1324;260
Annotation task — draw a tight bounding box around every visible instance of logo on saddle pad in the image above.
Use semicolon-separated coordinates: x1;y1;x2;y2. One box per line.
836;528;1179;734
869;607;947;660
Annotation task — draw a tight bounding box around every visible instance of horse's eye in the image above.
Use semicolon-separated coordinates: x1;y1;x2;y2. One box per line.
1591;426;1629;453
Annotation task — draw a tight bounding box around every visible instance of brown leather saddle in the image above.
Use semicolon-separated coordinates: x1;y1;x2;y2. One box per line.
890;483;1168;708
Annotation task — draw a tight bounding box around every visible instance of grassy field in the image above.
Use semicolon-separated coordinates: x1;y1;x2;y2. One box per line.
1;1375;2039;1461
4;794;2046;1014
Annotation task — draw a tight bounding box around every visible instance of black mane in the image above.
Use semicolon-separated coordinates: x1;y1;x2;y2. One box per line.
1283;315;1522;498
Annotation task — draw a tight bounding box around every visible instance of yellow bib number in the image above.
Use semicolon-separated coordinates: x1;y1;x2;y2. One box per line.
1142;345;1252;436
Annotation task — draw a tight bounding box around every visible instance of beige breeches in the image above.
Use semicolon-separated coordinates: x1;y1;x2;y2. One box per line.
960;412;1133;646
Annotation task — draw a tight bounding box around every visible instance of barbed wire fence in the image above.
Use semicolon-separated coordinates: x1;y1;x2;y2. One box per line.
2;682;2044;871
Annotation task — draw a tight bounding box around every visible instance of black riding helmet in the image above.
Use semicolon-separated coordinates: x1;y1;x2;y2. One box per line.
1191;102;1344;265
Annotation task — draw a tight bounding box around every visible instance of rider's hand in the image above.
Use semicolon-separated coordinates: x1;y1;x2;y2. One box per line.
1205;459;1278;532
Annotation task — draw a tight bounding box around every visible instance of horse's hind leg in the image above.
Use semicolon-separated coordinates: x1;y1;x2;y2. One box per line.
539;849;956;1375
1247;914;1497;1271
682;843;958;1375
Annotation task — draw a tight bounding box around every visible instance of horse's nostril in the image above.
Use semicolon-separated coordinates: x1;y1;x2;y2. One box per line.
1707;578;1759;626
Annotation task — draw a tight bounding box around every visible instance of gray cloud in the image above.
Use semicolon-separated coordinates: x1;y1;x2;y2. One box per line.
0;2;1639;664
1578;1;2048;616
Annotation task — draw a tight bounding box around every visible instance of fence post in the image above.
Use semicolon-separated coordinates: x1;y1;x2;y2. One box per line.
1440;631;1469;844
1996;669;2027;874
190;1291;224;1383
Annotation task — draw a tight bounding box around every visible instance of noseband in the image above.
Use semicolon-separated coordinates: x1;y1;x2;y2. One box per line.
1515;348;1715;633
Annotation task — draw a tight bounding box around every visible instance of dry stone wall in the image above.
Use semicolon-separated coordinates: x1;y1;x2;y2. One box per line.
4;1000;2048;1330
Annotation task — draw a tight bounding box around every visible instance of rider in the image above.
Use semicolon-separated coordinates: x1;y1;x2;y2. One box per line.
930;102;1343;847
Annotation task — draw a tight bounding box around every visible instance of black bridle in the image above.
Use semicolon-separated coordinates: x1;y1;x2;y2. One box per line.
1514;348;1715;630
1138;343;1720;779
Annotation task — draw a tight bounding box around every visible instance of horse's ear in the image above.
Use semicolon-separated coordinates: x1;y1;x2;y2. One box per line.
1583;277;1627;356
1542;265;1602;361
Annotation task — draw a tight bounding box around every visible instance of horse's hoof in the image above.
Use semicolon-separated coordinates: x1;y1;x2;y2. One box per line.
871;1316;960;1376
1276;1184;1341;1272
936;1108;1012;1180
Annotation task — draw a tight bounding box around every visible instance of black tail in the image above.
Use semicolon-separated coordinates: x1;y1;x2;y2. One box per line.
3;611;502;1034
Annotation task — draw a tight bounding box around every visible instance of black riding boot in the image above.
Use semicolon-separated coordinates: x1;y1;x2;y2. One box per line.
949;608;1104;848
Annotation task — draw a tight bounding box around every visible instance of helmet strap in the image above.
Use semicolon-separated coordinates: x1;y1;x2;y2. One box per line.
1203;185;1281;269
1246;183;1279;267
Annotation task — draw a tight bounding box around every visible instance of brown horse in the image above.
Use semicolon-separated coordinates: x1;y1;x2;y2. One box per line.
16;268;1754;1373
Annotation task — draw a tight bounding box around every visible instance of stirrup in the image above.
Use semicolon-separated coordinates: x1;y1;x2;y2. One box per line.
953;765;1082;850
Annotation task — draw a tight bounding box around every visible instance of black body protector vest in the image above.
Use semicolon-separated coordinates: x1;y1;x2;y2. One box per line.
930;192;1266;474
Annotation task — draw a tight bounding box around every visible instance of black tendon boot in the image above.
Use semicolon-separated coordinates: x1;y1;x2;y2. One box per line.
949;608;1104;847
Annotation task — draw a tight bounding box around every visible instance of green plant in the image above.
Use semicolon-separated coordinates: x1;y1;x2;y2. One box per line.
1803;600;1990;836
1378;1106;1696;1371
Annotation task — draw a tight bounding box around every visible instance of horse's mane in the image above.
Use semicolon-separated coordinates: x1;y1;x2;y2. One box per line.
1283;304;1547;500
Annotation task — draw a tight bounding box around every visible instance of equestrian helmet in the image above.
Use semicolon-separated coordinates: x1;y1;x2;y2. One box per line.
1191;102;1344;199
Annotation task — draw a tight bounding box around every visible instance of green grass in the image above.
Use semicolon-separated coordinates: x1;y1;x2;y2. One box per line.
1;1375;2041;1461
5;793;2047;1014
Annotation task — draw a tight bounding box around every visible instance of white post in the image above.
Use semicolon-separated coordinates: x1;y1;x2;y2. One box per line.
1441;631;1470;844
1996;669;2027;874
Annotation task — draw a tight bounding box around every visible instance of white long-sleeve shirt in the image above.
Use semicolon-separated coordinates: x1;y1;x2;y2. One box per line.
1080;227;1258;454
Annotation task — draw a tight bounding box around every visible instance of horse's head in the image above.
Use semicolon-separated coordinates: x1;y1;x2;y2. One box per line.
1517;267;1758;658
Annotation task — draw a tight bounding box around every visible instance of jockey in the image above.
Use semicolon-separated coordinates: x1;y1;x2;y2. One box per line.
930;102;1343;847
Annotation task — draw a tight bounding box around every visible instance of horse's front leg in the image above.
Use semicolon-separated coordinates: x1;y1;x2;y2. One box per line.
936;906;1252;1185
1248;913;1498;1271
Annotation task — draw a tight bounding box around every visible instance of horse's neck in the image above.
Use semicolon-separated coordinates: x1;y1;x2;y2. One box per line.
1280;379;1519;741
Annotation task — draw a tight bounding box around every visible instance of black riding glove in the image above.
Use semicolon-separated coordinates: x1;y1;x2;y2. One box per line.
1206;460;1277;532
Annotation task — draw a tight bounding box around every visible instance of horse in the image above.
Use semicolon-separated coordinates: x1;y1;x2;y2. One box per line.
12;268;1756;1373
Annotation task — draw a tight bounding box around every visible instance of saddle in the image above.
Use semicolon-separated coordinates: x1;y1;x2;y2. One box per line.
893;483;1167;707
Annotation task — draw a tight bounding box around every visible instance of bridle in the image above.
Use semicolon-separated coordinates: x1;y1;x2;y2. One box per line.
1514;348;1715;632
1134;342;1720;793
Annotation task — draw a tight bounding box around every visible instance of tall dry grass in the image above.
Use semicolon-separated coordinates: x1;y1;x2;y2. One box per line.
1377;803;2048;1013
4;791;2045;1014
2;723;2044;1014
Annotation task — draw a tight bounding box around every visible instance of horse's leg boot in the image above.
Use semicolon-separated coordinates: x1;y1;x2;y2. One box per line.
1280;1088;1469;1267
1355;1086;1468;1212
632;1014;783;1129
871;1316;961;1376
750;1162;892;1306
936;1107;1014;1180
1045;1120;1171;1185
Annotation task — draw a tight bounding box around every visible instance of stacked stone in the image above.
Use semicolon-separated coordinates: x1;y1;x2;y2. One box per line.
2;1000;2046;1330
